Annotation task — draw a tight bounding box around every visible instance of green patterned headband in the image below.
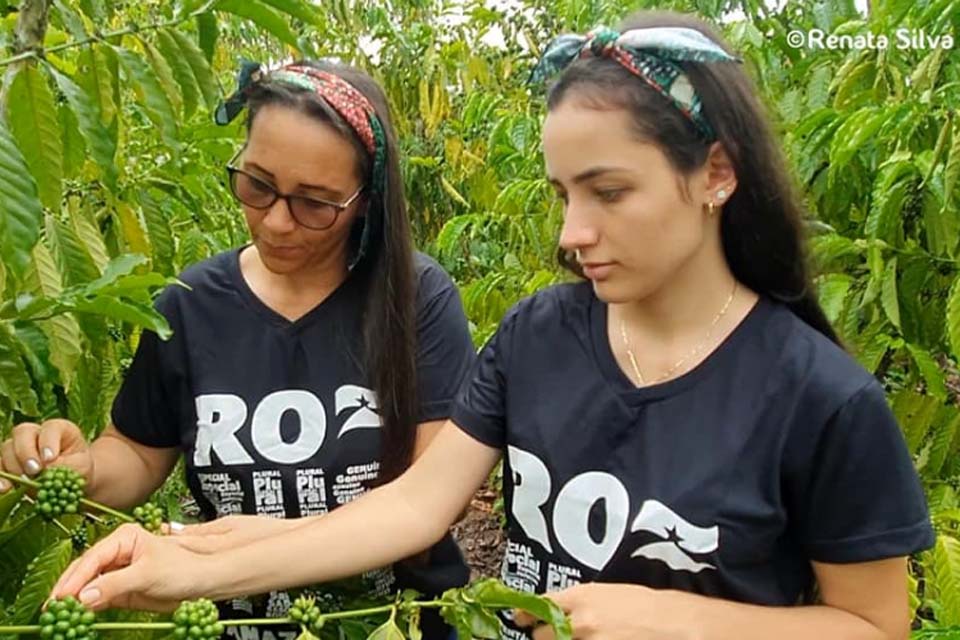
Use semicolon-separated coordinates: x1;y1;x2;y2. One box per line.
530;26;742;140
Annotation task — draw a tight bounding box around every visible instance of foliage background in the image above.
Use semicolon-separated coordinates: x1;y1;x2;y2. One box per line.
0;0;958;636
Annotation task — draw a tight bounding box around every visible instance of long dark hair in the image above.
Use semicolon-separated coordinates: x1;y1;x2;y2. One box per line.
548;11;840;345
244;60;418;482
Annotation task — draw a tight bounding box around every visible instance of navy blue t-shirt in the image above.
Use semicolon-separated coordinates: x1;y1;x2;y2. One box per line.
452;282;933;638
112;247;474;639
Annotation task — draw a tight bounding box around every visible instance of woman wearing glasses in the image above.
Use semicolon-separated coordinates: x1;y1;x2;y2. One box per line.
1;60;474;639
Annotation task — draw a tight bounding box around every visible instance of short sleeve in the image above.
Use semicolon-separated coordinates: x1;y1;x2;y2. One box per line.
110;289;187;449
449;303;523;449
414;261;477;423
788;380;935;563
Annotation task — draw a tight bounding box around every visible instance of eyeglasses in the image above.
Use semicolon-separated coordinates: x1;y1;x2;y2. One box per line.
225;151;364;231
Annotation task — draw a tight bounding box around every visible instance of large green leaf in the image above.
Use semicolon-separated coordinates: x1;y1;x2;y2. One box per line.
947;273;960;362
6;65;63;211
11;540;72;624
880;257;901;331
114;45;180;152
31;242;82;391
47;65;118;192
816;273;854;325
905;343;947;402
69;206;109;274
215;0;300;50
72;296;172;340
75;45;117;128
141;37;184;119
196;12;219;64
169;29;219;110
255;0;319;25
46;214;99;288
156;29;200;120
0;322;38;415
933;535;960;625
0;123;43;282
140;190;175;275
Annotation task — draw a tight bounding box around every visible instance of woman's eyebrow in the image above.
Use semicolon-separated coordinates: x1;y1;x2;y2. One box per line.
243;161;341;195
548;166;631;187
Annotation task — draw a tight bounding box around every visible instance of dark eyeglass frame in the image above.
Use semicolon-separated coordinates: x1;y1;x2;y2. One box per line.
225;149;364;231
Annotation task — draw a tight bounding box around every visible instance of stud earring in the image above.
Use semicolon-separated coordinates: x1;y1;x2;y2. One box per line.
717;189;727;201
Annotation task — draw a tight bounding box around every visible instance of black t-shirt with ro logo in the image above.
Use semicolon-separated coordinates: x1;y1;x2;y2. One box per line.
451;282;934;639
112;247;475;639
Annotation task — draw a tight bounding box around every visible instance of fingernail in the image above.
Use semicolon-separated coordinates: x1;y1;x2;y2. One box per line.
79;588;100;605
24;459;41;475
41;448;55;462
169;521;185;533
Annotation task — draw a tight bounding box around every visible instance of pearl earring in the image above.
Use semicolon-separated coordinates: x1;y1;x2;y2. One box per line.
717;189;727;201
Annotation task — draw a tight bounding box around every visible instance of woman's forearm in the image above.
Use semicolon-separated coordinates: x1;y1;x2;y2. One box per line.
87;435;175;509
200;477;447;600
682;590;895;640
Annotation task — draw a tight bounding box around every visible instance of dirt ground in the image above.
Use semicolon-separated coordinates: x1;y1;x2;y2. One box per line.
450;484;507;580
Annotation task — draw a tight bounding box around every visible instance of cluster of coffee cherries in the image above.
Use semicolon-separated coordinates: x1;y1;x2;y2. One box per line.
289;595;326;634
132;502;165;533
36;467;85;519
172;599;224;640
39;597;97;640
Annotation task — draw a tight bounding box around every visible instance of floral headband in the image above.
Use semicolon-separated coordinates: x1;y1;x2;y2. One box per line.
529;26;741;140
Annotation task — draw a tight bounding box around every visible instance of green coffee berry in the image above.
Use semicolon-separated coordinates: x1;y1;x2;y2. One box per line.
70;525;89;552
39;596;96;640
36;467;86;520
132;502;164;533
172;599;223;640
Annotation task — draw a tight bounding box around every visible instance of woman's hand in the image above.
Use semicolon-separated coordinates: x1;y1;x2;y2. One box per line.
51;524;217;612
0;420;93;491
163;514;311;553
515;583;695;640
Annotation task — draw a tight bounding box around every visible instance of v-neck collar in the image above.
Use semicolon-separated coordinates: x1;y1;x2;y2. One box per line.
590;289;771;402
229;245;356;332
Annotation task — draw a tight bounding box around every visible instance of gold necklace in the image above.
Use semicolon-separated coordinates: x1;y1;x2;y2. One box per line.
618;280;739;386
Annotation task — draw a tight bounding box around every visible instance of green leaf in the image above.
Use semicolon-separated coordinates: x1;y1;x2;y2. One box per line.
881;257;901;330
140;190;175;274
141;37;184;120
7;65;63;211
196;12;219;64
459;579;572;640
76;254;148;295
69;206;109;274
31;242;82;391
11;540;72;624
905;343;947;401
169;28;218;110
156;29;200;120
114;45;180;152
72;296;172;339
46;214;99;288
947;273;960;362
255;0;319;24
215;0;301;50
366;619;404;640
0;123;43;282
52;0;88;40
75;45;117;128
893;389;940;454
47;65;118;192
924;405;959;477
0;322;39;416
932;535;960;625
0;485;24;526
816;273;854;324
946;122;960;212
59;100;85;180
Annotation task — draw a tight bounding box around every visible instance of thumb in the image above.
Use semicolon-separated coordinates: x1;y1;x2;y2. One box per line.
513;609;540;629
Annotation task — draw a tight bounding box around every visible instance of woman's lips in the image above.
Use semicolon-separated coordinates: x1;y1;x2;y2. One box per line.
581;262;615;280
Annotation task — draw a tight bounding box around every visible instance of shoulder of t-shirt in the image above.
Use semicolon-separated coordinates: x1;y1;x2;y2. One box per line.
413;251;458;301
494;280;593;341
152;249;238;314
764;299;879;416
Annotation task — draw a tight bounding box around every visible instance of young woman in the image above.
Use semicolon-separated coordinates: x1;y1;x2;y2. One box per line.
52;12;933;640
2;60;475;639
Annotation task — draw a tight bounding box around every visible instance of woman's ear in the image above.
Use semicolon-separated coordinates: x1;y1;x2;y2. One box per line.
703;141;737;205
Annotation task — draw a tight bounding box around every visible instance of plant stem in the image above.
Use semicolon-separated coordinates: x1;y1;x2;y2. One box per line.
0;0;220;68
0;470;135;523
92;623;175;631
